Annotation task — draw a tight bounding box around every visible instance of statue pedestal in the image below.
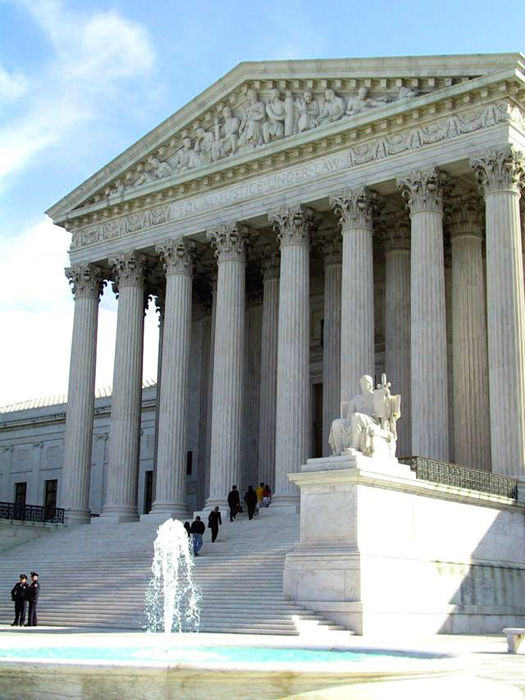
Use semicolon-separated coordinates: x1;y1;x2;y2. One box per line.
284;454;525;635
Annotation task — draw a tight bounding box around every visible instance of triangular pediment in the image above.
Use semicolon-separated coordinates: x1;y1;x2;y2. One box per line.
47;53;525;224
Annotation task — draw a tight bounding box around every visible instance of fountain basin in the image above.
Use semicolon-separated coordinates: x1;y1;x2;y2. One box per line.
0;630;469;699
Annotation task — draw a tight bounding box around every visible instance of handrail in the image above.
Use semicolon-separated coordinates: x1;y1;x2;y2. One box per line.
0;501;65;525
398;456;518;499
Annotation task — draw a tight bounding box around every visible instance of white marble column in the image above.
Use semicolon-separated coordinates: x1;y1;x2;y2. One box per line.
61;264;104;525
242;288;263;488
149;238;194;518
206;224;247;507
257;249;280;488
330;187;377;400
397;168;449;460
447;194;491;469
471;147;525;476
270;206;314;507
319;231;342;456
101;251;146;522
203;272;217;507
381;212;411;457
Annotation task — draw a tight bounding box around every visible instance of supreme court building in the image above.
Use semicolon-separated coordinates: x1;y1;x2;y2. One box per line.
3;53;525;525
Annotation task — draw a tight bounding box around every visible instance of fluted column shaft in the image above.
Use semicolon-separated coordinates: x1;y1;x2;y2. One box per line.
448;197;490;469
271;206;313;506
150;239;194;517
383;222;411;457
398;169;449;460
61;265;104;524
258;254;280;486
206;224;246;506
102;252;145;521
472;148;525;475
320;236;342;455
331;188;376;399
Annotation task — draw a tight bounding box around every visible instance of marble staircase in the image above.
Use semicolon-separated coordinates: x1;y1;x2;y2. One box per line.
0;510;350;636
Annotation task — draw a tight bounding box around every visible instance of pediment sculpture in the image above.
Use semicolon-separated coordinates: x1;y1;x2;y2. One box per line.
104;85;417;198
329;374;401;460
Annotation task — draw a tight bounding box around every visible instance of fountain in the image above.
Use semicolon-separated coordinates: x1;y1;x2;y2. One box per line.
144;518;200;634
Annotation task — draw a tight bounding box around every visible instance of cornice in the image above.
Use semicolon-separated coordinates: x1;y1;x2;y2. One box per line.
48;58;525;225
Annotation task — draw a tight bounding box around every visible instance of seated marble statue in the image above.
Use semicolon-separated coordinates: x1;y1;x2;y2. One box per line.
329;374;401;459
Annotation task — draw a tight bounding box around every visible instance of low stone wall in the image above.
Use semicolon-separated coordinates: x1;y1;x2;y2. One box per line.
0;519;62;552
284;453;525;635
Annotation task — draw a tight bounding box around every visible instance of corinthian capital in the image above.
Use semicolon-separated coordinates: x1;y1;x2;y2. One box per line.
109;250;146;288
470;146;525;195
269;205;316;247
255;244;280;280
330;186;379;230
156;237;195;276
445;193;484;238
65;263;105;299
397;167;448;213
377;210;411;253
207;222;249;263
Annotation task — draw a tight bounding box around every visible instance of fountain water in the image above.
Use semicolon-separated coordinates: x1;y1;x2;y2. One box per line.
144;518;200;633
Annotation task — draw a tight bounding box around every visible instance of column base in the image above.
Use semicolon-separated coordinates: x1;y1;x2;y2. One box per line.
64;508;91;527
145;500;189;520
268;493;300;512
98;506;139;523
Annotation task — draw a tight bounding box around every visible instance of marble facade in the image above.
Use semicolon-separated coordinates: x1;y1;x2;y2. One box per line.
3;53;525;524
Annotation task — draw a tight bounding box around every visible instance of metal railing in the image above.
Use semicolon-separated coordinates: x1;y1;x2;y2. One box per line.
0;502;65;525
399;456;518;500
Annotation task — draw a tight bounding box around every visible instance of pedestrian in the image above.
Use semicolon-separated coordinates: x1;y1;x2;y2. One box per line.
25;572;40;627
183;521;191;538
244;485;258;520
255;482;265;507
262;484;272;507
190;516;205;556
10;574;28;627
208;506;222;543
227;485;240;522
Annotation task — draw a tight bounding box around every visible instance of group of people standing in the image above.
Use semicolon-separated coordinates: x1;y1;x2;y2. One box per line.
228;483;272;521
10;572;40;627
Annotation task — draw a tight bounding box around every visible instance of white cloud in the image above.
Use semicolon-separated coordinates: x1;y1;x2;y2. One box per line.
0;217;159;406
0;1;156;188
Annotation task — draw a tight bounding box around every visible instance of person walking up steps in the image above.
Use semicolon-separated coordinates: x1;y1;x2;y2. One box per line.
227;485;240;522
244;486;258;520
190;516;205;556
10;574;28;627
25;572;40;627
208;506;222;542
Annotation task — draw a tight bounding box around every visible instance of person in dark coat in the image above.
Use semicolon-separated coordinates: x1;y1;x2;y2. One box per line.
25;572;40;627
190;516;206;556
183;521;191;538
208;506;222;543
10;574;28;627
244;486;258;520
227;485;240;522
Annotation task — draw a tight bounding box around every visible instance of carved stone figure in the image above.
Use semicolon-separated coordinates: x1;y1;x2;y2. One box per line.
239;88;265;147
329;374;401;458
296;91;319;133
263;89;286;143
218;105;240;156
346;86;387;116
397;85;417;100
284;90;295;136
194;127;215;164
169;137;202;172
318;89;346;125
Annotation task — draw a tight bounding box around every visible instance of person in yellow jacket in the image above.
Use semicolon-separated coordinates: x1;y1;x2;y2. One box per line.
255;482;265;507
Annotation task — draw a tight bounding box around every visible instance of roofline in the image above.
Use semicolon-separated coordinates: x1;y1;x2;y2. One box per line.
46;52;525;221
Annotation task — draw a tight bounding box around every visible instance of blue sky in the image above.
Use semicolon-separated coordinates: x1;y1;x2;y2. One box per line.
0;0;524;406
